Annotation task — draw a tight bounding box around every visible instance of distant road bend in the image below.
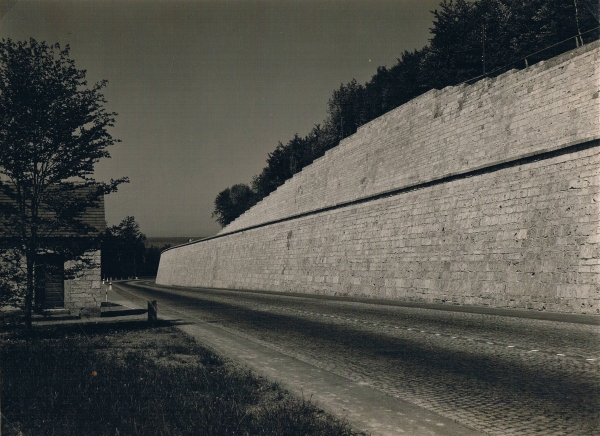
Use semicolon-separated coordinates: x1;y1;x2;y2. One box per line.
115;280;599;436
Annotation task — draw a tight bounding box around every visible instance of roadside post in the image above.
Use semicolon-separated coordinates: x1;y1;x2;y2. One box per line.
148;300;157;325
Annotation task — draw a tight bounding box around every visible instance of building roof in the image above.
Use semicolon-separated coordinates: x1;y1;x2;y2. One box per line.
0;184;106;239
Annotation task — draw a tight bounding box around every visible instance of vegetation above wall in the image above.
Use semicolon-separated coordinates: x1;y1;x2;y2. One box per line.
212;0;599;228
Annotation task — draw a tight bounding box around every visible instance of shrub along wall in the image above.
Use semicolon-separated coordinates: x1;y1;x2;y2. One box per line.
157;42;600;314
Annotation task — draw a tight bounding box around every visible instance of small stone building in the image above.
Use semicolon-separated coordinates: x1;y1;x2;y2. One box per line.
39;197;105;317
0;190;105;317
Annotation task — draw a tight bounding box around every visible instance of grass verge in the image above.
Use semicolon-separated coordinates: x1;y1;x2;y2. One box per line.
0;320;365;436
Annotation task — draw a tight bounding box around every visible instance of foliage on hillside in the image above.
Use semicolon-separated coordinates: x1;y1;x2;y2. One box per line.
212;0;599;227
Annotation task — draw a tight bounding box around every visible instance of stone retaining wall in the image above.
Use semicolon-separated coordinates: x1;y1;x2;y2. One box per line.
157;43;600;314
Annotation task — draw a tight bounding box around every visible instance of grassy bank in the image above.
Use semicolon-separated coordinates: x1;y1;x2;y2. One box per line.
0;321;364;436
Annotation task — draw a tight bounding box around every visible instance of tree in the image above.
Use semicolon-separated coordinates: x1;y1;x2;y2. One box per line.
101;217;170;278
101;216;146;279
212;184;258;227
0;38;127;328
363;48;427;121
142;244;165;277
423;0;481;87
325;79;367;141
251;134;312;199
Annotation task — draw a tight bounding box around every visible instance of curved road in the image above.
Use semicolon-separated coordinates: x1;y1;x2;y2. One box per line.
113;280;599;436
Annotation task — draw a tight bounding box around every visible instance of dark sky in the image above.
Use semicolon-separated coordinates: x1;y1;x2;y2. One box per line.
1;0;442;237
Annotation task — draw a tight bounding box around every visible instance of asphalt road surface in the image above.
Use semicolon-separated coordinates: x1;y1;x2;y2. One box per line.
114;280;599;436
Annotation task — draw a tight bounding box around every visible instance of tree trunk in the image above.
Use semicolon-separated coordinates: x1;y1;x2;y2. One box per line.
25;255;34;330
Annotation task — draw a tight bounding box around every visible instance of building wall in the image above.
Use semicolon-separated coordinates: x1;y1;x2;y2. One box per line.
157;42;600;314
64;250;102;316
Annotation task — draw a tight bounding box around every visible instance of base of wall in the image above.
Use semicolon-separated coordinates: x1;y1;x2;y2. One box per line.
169;284;599;322
76;306;101;317
158;143;600;315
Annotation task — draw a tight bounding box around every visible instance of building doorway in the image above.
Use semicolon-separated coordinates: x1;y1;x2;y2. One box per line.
35;254;64;309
